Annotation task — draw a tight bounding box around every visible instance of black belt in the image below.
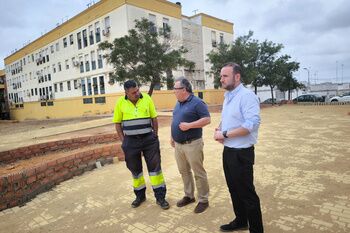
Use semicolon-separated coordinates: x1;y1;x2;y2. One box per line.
225;146;254;151
126;132;152;139
178;137;201;144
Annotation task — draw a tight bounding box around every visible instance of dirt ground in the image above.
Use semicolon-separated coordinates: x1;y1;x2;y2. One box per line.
0;104;349;233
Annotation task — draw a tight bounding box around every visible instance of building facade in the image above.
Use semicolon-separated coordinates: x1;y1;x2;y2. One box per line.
0;69;10;119
4;0;233;108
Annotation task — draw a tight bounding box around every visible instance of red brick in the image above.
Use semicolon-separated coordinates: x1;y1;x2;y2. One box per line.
7;172;23;183
24;168;36;177
27;175;37;184
45;168;55;176
54;165;64;172
35;164;48;173
63;160;74;168
47;160;57;167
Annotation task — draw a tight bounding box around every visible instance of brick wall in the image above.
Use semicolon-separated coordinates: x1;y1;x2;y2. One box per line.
0;142;123;211
0;133;119;164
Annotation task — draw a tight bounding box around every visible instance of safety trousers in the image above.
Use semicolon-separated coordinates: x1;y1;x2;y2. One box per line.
121;132;166;200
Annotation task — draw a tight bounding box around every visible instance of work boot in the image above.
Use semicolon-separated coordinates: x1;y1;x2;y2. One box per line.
131;197;146;208
156;198;170;210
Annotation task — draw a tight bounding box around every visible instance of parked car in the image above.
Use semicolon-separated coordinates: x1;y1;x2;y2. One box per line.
329;92;350;102
293;94;324;103
261;98;280;104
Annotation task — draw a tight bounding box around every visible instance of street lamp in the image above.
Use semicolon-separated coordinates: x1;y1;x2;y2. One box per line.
303;67;310;87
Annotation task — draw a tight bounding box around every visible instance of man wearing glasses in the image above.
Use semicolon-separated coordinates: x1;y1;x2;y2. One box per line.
170;77;211;213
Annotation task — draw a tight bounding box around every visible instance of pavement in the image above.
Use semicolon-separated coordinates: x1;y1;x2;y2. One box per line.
0;105;349;233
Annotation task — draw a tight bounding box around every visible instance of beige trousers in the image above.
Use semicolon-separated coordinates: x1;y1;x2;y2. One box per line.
174;138;209;203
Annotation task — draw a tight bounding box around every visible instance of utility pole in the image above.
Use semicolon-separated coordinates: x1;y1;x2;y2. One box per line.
336;61;338;83
341;64;344;84
303;67;310;87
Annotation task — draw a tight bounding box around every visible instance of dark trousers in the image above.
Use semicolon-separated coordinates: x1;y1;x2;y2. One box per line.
223;146;263;233
122;132;166;200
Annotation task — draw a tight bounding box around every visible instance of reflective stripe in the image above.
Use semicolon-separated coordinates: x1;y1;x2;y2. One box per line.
152;184;165;189
133;173;146;190
122;118;153;136
134;184;146;191
122;118;152;127
149;171;165;188
124;128;152;135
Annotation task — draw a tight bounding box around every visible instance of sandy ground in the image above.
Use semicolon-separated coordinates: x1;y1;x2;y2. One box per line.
0;105;349;233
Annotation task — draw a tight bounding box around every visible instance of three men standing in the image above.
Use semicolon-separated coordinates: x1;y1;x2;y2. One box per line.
171;77;211;214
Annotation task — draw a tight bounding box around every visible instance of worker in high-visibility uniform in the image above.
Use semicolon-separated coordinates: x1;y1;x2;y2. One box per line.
113;80;169;210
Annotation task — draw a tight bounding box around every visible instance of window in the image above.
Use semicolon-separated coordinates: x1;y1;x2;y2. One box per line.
35;88;38;96
65;60;69;70
63;37;67;48
97;50;103;69
77;32;82;49
52;64;56;73
99;76;105;94
81;79;86;96
104;16;110;29
87;78;92;96
50;45;54;54
95;22;101;43
219;33;224;44
54;83;58;92
58;62;62;72
89;25;94;45
59;82;63;92
79;57;84;73
82;29;88;47
67;81;71;91
91;51;96;70
48;73;51;81
93;77;98;95
56;42;59;51
69;34;74;45
46;54;49;62
162;18;170;38
74;79;78;89
149;14;157;33
103;16;111;36
211;31;217;47
85;54;90;72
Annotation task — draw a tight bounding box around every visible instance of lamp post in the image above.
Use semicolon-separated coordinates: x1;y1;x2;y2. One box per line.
303;67;310;87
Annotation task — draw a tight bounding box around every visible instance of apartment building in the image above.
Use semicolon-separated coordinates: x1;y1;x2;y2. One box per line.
4;0;233;107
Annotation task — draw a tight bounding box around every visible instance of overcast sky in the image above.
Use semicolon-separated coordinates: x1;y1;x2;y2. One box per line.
1;0;350;84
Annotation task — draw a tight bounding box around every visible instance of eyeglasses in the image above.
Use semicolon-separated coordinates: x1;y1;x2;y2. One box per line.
174;87;185;90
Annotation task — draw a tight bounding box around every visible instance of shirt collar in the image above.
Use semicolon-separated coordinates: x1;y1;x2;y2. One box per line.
179;93;193;104
225;83;243;99
125;93;143;100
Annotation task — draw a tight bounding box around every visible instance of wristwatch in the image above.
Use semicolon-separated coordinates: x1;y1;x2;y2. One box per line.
222;130;228;138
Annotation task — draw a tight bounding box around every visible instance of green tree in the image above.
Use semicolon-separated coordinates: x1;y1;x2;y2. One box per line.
207;31;261;90
99;18;194;95
277;61;302;100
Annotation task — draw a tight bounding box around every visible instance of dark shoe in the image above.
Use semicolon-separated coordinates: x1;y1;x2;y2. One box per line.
220;220;248;232
194;202;209;213
131;197;146;208
176;196;196;207
156;199;170;210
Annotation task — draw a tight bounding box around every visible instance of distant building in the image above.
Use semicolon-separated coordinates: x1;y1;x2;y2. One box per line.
251;82;350;103
0;69;10;119
4;0;233;106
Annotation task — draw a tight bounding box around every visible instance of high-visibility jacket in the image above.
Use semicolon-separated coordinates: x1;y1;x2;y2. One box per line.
113;93;157;135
